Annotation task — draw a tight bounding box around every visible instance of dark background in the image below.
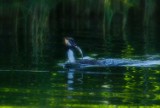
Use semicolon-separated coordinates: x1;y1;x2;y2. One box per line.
0;0;160;68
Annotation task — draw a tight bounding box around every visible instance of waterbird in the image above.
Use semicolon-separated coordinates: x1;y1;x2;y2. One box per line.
64;37;100;68
63;37;141;69
64;37;83;63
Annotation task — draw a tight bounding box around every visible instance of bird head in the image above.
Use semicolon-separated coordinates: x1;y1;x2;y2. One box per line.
64;37;83;59
64;37;77;48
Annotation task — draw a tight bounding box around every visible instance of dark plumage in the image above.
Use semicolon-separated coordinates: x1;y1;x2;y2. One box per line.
64;37;100;68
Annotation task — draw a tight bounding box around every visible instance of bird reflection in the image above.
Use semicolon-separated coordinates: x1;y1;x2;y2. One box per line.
67;70;74;91
66;69;83;100
67;69;84;91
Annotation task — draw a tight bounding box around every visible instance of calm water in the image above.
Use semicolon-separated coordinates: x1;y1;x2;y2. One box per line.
1;1;160;107
0;66;160;108
1;34;160;107
1;32;160;107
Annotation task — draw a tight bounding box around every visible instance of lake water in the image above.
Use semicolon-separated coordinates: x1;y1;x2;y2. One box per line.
0;40;160;108
1;1;160;107
1;28;160;107
0;65;160;108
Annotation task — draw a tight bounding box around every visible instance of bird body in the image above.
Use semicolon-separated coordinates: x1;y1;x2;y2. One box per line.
67;49;75;63
64;37;83;63
63;37;140;69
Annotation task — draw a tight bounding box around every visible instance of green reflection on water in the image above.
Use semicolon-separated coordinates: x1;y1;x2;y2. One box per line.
0;66;160;107
123;67;160;105
122;44;135;58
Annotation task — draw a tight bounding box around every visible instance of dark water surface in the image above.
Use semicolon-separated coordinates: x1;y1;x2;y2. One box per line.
0;60;160;108
1;35;160;108
1;1;160;107
1;34;160;108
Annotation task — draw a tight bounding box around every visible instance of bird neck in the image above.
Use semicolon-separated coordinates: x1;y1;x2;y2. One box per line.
67;49;75;63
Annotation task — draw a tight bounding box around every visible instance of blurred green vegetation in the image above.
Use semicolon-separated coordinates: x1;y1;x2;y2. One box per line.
1;0;160;62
